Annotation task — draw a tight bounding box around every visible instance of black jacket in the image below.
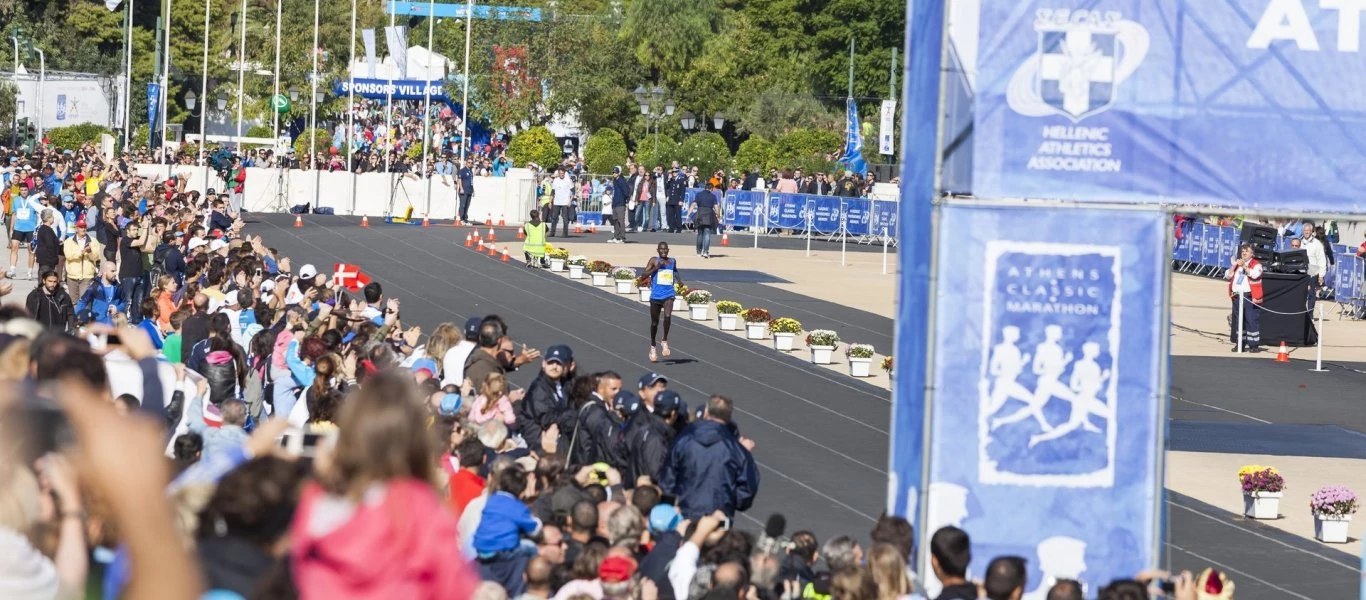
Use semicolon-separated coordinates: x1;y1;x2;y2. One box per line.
659;419;758;519
26;286;74;331
625;410;673;484
568;397;627;469
209;210;235;231
518;372;569;453
34;224;60;266
665;172;688;205
152;243;186;283
612;175;631;208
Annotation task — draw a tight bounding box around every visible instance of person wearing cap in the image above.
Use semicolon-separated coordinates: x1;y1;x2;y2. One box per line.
151;230;187;285
660;394;758;520
517;343;575;454
62;217;104;302
637;372;668;408
610;165;630;243
625;389;684;485
599;555;640;599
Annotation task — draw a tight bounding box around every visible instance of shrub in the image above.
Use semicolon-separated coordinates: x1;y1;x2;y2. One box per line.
733;136;777;172
741;308;771;323
677;132;731;176
635;274;651;288
131;123;151;149
507;125;561;170
806;329;839;347
1310;486;1358;516
1240;468;1284;494
846;343;876;359
567;255;589;267
775;128;841;174
583;127;629;174
293;128;332;157
686;289;713;304
769;317;802;334
611;267;637;280
587;259;613;273
548;247;570;260
715;300;743;315
45;122;112;151
881;356;894;372
674;281;689;297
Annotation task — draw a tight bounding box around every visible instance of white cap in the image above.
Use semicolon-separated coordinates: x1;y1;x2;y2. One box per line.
224;290;240;306
209;239;228;252
259;279;277;293
187;238;207;251
299;264;317;279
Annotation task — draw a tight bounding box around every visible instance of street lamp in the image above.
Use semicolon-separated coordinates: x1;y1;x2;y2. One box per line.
679;111;695;131
288;85;299;102
216;92;228;111
664;97;676;117
713;111;725;131
314;90;325;104
185;90;197;110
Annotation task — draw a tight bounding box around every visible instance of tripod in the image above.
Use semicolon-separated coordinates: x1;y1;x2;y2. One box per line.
385;172;416;222
268;163;289;213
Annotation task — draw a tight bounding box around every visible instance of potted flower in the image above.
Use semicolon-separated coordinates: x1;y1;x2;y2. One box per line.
588;260;613;286
686;290;713;320
769;317;802;351
673;282;689;312
716;300;743;331
846;344;876;377
612;267;638;294
1310;485;1357;543
1239;465;1284;519
806;330;840;364
636;275;652;302
548;247;570;272
741;308;772;340
881;356;894;377
567;255;589;279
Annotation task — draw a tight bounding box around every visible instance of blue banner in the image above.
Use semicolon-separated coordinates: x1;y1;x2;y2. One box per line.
722;190;763;228
334;78;448;102
922;204;1166;596
146;82;160;148
839;98;868;176
971;1;1366;212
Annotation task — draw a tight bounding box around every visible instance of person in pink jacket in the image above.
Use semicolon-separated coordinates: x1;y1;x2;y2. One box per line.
469;372;516;426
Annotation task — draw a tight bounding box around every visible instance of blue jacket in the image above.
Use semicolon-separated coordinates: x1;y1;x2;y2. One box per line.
659;419;759;519
74;280;126;326
612;175;631;208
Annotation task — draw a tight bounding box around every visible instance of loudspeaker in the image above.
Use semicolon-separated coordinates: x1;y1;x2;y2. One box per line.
1276;249;1308;274
1240;224;1277;248
1251;246;1276;264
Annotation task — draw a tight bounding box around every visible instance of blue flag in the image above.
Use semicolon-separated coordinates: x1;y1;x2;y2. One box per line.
839;98;867;175
146;83;160;148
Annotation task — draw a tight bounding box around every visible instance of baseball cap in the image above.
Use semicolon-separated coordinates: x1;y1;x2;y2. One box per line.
638;372;666;389
439;392;462;416
210;228;224;238
464;316;482;339
598;556;637;584
187;238;208;252
411;357;438;377
206;187;216;195
654;390;682;416
648;504;682;534
209;239;228;252
298;264;317;279
612;165;621;174
545;344;573;365
260;279;277;294
224;290;240;307
613;391;640;417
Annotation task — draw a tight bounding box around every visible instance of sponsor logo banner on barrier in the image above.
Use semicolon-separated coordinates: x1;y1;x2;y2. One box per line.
613;189;897;235
973;1;1366;211
921;204;1165;597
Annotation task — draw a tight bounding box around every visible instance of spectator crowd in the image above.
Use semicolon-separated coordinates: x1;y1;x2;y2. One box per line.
0;141;1223;600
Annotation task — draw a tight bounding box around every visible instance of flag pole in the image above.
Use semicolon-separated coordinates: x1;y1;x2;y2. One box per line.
271;0;281;142
459;0;472;165
160;0;173;176
348;0;357;215
199;0;211;193
309;0;320;209
235;0;247;148
422;0;435;219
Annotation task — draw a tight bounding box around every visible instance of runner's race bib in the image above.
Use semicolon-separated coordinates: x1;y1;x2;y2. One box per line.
657;269;674;286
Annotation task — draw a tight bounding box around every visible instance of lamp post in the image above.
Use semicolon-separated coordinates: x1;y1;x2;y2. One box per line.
272;0;282;142
679;111;695;132
634;84;673;161
713;111;725;131
34;47;44;146
288;85;299;103
10;33;19;148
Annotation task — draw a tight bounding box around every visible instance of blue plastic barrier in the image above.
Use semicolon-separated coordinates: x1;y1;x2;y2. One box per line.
578;188;899;239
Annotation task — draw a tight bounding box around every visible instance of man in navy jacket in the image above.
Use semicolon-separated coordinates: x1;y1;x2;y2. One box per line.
659;394;759;519
610;166;631;243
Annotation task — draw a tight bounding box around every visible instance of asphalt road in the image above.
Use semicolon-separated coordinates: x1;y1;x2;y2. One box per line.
246;214;1359;599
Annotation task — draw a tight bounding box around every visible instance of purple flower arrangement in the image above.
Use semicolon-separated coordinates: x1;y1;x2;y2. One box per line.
1240;468;1284;494
1310;485;1358;517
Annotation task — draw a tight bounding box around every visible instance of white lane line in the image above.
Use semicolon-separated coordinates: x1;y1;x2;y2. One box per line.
1167;544;1317;600
1168;501;1357;571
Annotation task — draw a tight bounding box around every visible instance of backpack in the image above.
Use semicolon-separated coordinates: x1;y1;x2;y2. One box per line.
148;245;173;285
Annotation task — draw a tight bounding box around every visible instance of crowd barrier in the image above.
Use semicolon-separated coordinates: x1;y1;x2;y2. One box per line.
1173;221;1365;317
572;189;900;240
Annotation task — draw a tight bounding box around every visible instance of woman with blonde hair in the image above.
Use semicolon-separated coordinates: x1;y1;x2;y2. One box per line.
830;566;879;600
469;372;516;426
290;372;479;598
869;543;914;600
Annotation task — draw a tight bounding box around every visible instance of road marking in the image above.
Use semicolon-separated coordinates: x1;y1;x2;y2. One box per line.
1167;544;1317;600
1168;501;1357;571
1170;394;1272;424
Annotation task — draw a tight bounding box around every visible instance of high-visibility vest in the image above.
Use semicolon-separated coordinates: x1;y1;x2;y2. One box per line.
523;222;547;256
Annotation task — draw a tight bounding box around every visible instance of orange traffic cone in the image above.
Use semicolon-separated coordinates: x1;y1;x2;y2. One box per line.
477;238;485;250
293;215;303;228
498;214;506;227
1275;341;1289;363
574;222;583;234
488;243;498;257
721;231;730;246
464;233;473;247
422;217;431;228
500;247;510;262
517;227;525;240
487;227;496;242
360;216;370;228
589;222;597;234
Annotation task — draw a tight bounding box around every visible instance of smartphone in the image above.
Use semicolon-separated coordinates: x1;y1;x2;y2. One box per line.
719;515;731;531
281;431;326;457
1159;581;1176;594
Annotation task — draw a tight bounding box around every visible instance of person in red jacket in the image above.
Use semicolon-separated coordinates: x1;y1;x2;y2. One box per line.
1225;243;1264;352
290;372;480;600
228;156;246;215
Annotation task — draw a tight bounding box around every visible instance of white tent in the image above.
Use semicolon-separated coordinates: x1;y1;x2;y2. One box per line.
350;45;452;81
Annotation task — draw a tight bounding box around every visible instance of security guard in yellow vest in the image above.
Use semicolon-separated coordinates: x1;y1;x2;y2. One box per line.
523;209;548;268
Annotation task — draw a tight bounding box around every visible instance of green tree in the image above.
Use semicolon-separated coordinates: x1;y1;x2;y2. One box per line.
621;0;719;74
677;132;730;176
0;81;15;131
582;127;628;174
733;137;777;172
45;123;112;150
293;128;331;157
506;126;560;170
735;88;841;140
775;128;841;174
637;136;680;170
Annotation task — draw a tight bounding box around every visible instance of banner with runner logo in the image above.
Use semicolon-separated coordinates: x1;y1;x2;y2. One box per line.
920;204;1166;597
970;1;1366;211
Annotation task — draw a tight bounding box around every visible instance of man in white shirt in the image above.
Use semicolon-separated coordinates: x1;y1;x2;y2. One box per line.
549;167;574;237
1302;222;1326;310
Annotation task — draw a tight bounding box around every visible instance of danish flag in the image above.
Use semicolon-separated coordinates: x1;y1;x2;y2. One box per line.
333;263;371;292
